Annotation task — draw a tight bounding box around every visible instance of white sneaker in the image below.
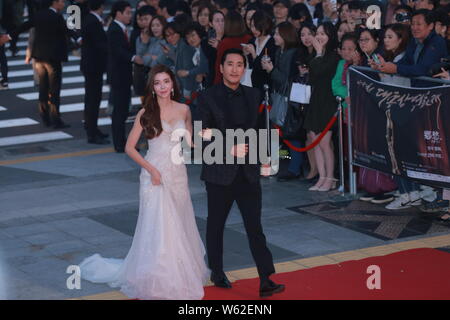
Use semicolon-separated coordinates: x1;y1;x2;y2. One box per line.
419;186;436;202
409;191;422;206
385;193;412;210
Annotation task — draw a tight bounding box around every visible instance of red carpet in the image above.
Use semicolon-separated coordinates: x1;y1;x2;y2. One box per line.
203;248;450;300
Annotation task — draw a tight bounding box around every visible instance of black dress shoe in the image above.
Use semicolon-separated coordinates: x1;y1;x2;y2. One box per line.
210;274;232;289
277;172;300;182
115;148;125;153
88;136;110;145
259;280;285;297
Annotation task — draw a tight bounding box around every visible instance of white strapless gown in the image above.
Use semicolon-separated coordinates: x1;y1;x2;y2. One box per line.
79;120;210;300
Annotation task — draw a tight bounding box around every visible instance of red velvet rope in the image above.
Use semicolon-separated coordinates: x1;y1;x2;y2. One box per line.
259;104;338;152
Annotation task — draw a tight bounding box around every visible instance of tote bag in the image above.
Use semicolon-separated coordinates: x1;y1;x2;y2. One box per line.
289;82;311;104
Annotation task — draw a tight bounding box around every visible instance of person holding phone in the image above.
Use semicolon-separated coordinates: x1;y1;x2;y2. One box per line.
202;10;225;87
136;15;167;69
369;23;411;86
357;28;381;67
242;10;276;93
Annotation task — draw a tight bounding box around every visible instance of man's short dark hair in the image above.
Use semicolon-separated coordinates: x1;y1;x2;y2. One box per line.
412;9;435;25
159;0;177;16
136;5;156;17
88;0;105;11
220;48;247;68
111;1;131;19
435;8;450;26
216;0;237;10
175;0;191;16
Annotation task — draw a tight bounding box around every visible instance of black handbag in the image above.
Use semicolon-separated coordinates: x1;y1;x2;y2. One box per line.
281;102;307;141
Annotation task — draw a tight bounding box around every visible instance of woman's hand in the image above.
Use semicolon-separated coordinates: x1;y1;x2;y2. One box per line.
298;65;309;76
351;50;361;65
433;67;450;80
208;37;219;48
243;43;256;59
311;36;324;56
149;168;162;186
261;58;273;73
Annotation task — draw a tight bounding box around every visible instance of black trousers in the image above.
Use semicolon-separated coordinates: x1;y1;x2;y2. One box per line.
83;70;104;139
34;60;62;123
205;167;275;280
111;82;131;151
0;45;8;81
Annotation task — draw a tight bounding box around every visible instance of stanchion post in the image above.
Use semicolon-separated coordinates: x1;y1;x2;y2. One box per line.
336;96;345;194
347;69;357;194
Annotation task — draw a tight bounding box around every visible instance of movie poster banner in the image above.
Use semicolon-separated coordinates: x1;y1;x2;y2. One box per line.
349;67;450;188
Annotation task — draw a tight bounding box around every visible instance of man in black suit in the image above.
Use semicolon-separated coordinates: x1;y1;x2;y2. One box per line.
80;0;109;144
197;48;285;298
107;1;143;153
31;0;71;129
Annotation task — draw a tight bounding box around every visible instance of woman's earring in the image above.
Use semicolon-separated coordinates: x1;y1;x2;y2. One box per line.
171;89;174;97
152;91;156;98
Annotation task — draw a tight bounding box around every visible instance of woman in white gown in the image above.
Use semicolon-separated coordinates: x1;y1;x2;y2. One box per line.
79;65;210;300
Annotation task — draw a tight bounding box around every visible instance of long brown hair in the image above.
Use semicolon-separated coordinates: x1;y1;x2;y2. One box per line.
383;23;411;62
140;65;181;139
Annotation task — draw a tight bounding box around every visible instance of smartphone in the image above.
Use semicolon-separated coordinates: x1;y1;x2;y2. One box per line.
372;53;381;64
240;43;247;47
208;28;216;40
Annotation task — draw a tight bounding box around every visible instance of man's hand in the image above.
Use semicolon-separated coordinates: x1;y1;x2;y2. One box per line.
198;128;212;141
260;163;271;176
177;70;189;78
231;144;249;158
433;67;450;80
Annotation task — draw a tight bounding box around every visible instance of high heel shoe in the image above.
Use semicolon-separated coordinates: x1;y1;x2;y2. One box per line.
309;177;325;191
318;178;338;192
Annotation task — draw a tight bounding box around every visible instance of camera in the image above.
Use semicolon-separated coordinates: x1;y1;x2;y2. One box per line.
429;56;450;76
395;12;410;23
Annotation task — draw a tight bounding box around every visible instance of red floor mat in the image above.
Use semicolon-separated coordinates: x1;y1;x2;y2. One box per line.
203;248;450;300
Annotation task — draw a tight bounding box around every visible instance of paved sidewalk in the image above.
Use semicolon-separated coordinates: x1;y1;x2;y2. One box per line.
1;139;450;299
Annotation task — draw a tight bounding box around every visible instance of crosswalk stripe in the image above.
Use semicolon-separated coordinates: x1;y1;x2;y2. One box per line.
0;118;39;129
97;117;135;126
8;56;80;67
9;65;80;78
16;41;28;47
60;97;141;113
17;86;110;100
5;50;27;57
0;132;73;147
9;75;106;90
